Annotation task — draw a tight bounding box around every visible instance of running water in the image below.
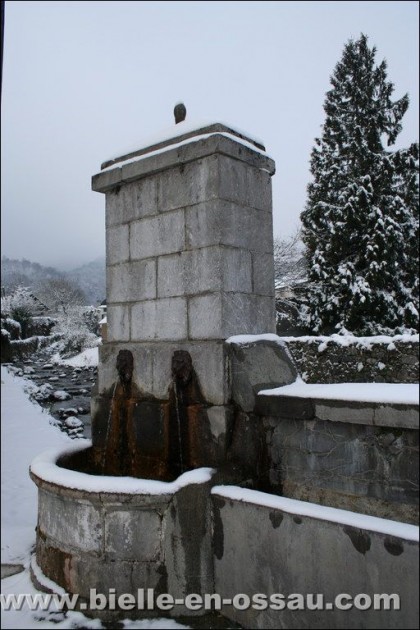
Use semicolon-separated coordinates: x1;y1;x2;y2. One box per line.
101;381;117;474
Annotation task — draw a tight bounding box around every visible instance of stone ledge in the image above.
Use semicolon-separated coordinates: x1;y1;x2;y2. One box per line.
255;394;419;429
92;134;275;193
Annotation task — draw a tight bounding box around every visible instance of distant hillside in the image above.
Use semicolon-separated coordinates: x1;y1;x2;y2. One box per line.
66;257;106;305
1;256;105;306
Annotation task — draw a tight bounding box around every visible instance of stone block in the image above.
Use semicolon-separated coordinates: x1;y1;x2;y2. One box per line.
157;247;252;298
228;338;298;412
218;155;248;207
130;211;185;260
157;155;219;212
374;404;419;429
252;252;275;296
185;200;274;254
188;294;222;339
104;509;162;561
106;224;129;265
107;305;130;342
107;259;156;303
69;556;167;602
131;298;187;341
222;293;276;337
256;393;314;419
246;164;272;211
157;252;189;298
188;247;252;294
189;293;276;340
38;488;102;552
92;166;122;193
105;183;135;227
314;401;419;429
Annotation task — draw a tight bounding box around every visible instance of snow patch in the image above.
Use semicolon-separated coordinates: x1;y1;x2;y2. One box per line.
280;333;419;348
105;118;265;162
211;486;419;542
259;381;419;405
225;333;285;346
52;346;99;368
31;443;215;495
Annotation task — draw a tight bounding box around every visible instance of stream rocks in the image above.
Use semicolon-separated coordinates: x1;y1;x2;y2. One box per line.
5;355;97;439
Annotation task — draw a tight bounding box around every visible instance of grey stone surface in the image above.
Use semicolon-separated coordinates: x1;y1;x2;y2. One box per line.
264;415;419;522
104;509;162;561
37;488;102;552
107;259;156;303
107;304;130;342
315;400;419;429
157;247;253;298
92;133;275;194
212;493;419;629
157;156;219;211
130;211;185;260
252;252;275;296
228;339;297;413
105;178;158;227
219;156;273;211
106;224;129;265
185;200;274;253
188;293;276;340
255;395;419;430
131;298;187;341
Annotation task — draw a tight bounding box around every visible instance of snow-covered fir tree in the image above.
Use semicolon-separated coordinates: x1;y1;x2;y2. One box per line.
301;34;419;335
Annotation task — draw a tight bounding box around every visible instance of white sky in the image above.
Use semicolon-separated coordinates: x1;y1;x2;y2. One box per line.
1;0;418;269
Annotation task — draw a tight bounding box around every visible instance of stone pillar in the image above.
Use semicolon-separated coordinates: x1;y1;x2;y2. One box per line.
91;122;276;467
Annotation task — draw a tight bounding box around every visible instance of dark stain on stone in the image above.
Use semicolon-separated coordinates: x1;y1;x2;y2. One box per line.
269;511;284;528
155;563;168;595
176;482;211;595
213;497;225;560
344;526;371;554
384;537;404;556
36;534;75;592
293;516;302;525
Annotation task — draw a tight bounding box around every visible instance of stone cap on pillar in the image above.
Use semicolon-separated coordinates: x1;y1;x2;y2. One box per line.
92;120;275;193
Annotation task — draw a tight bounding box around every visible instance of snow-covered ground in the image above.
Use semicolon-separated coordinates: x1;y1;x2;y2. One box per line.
0;366;189;629
50;346;99;368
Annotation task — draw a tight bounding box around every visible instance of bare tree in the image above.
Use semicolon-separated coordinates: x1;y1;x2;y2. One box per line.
37;278;86;315
273;227;307;290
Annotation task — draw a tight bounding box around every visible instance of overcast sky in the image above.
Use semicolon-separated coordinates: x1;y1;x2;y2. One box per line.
1;0;418;270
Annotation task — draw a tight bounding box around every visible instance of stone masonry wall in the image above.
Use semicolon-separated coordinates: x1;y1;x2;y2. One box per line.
282;336;419;383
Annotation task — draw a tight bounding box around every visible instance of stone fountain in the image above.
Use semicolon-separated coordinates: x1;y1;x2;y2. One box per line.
30;107;277;619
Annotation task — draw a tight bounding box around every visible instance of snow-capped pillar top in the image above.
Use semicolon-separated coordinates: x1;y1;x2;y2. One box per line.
91;121;274;193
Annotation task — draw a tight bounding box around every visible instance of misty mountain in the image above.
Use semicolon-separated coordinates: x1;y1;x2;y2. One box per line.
66;257;106;305
1;256;105;306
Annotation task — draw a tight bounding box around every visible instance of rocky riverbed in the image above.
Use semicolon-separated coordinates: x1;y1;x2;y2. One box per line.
4;354;97;440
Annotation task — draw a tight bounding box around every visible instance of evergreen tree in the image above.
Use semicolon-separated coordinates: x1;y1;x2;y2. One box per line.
301;34;419;335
